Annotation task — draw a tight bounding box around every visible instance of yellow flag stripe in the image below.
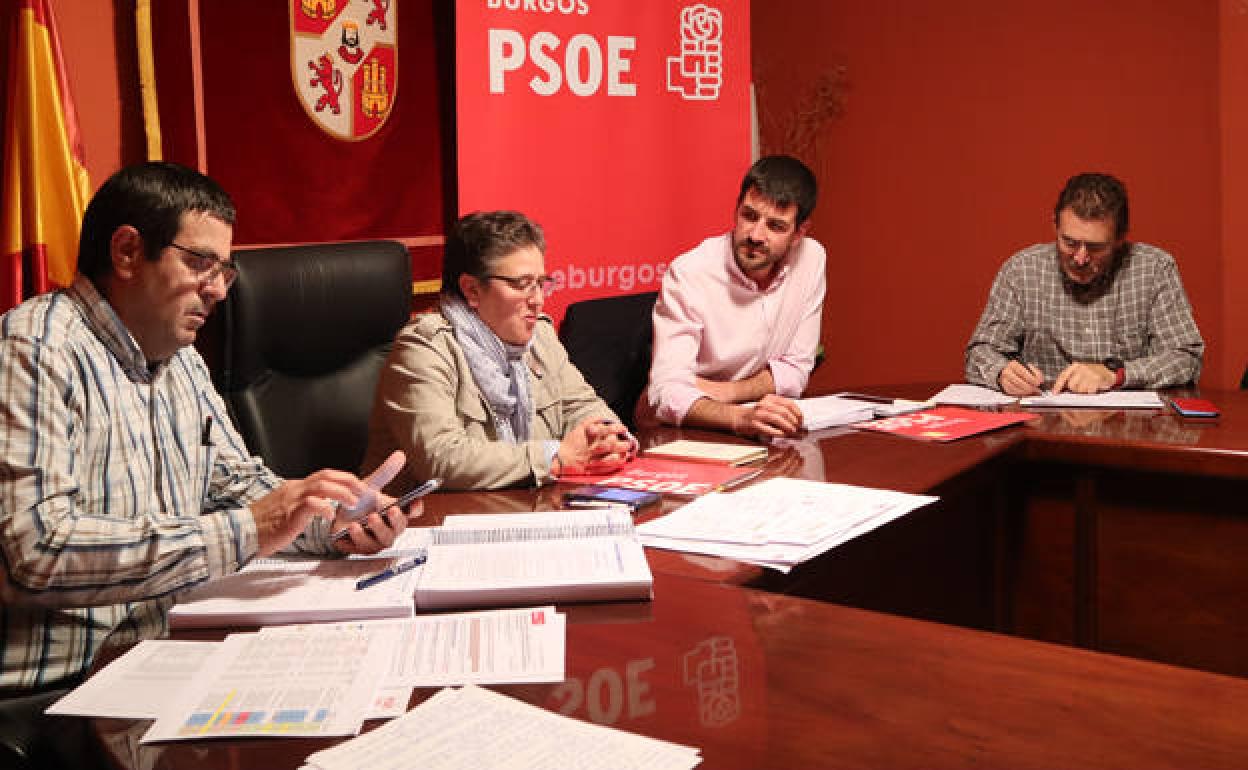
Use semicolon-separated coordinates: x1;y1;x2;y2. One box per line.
135;0;163;161
2;1;91;289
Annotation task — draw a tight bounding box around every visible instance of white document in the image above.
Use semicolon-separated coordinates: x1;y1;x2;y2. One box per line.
417;537;652;609
260;606;566;687
142;623;396;743
304;685;702;770
413;509;653;609
794;395;876;430
1019;390;1165;409
352;526;433;559
169;555;419;629
46;640;216;719
367;686;416;719
47;638;411;722
438;508;636;537
930;383;1018;406
636;477;937;571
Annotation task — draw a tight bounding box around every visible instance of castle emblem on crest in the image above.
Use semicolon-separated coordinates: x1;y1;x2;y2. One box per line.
290;0;397;141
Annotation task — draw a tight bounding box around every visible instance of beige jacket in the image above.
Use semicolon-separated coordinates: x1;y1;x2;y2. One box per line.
361;311;616;491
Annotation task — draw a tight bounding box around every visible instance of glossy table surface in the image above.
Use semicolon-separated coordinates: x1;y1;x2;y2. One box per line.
91;384;1248;769
94;571;1248;770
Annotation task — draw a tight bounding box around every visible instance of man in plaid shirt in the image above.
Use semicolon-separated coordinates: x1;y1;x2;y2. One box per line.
965;172;1204;396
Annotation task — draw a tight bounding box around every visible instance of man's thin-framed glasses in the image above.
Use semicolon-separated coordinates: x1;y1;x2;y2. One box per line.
1057;234;1113;256
485;273;556;295
170;242;239;288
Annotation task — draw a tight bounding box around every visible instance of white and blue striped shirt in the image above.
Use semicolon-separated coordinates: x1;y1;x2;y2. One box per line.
0;275;296;691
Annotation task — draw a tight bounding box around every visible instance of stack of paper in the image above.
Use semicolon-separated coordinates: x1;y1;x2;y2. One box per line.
417;509;653;609
930;383;1018;406
169;555;420;628
170;510;653;626
52;607;567;737
636;477;937;572
142;621;396;742
304;685;702;770
793;394;876;430
1019;390;1164;408
929;383;1165;410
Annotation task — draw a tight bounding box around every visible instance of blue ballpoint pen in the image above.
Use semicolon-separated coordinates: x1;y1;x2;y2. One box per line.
355;553;427;591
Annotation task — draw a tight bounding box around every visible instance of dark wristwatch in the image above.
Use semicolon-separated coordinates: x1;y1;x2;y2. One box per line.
1104;357;1125;389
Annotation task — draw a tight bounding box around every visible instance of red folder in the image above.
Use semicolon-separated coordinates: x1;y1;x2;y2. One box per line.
856;406;1037;442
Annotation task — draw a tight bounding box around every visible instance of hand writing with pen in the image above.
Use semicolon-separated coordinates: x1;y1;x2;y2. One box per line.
999;359;1116;396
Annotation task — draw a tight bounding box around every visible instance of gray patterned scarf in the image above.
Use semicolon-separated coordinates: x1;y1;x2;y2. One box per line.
440;294;534;442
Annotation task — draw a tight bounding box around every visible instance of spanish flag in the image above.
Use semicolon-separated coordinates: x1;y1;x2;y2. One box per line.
1;0;90;313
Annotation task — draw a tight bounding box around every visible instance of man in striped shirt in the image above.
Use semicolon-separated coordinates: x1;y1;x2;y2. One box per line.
0;163;417;699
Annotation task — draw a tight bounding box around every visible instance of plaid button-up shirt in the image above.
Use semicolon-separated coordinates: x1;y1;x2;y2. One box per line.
964;241;1204;390
0;275;322;692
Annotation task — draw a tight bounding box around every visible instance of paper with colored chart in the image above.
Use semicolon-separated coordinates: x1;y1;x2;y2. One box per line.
141;622;396;743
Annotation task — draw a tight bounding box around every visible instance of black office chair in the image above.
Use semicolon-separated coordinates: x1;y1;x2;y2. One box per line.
0;686;106;770
559;291;658;430
199;240;412;478
1241;365;1247;390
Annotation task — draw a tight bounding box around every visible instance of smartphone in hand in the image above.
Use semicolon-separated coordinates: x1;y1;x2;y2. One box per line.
331;478;441;542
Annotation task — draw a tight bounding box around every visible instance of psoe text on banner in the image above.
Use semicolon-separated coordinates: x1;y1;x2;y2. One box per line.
489;29;637;96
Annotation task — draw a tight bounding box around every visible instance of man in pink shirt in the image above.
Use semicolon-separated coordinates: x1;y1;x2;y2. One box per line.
640;155;825;438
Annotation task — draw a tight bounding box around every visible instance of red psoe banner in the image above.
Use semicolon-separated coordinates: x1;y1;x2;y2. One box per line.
456;1;751;322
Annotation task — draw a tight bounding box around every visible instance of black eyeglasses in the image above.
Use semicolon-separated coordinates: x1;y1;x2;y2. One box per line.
169;242;239;288
485;274;556;295
1057;234;1113;257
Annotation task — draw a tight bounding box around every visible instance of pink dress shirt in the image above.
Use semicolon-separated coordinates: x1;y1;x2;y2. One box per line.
645;233;826;425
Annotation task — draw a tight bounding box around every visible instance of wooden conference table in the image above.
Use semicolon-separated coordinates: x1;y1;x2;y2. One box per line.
90;384;1248;768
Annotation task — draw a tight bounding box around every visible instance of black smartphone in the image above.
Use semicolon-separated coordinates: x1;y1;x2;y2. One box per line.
562;485;661;512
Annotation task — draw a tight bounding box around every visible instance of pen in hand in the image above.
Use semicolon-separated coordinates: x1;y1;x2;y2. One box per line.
1003;356;1045;396
355;552;427;590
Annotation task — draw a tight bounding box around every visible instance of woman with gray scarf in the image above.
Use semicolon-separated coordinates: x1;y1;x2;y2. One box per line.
360;211;636;492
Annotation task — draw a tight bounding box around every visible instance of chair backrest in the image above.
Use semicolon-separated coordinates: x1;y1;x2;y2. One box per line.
558;291;658;429
199;240;411;478
1241;365;1248;390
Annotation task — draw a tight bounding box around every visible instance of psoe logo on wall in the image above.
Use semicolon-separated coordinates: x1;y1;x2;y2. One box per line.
666;4;722;101
290;0;398;141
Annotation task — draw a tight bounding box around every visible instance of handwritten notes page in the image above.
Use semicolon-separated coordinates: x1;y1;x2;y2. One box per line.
303;685;702;770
